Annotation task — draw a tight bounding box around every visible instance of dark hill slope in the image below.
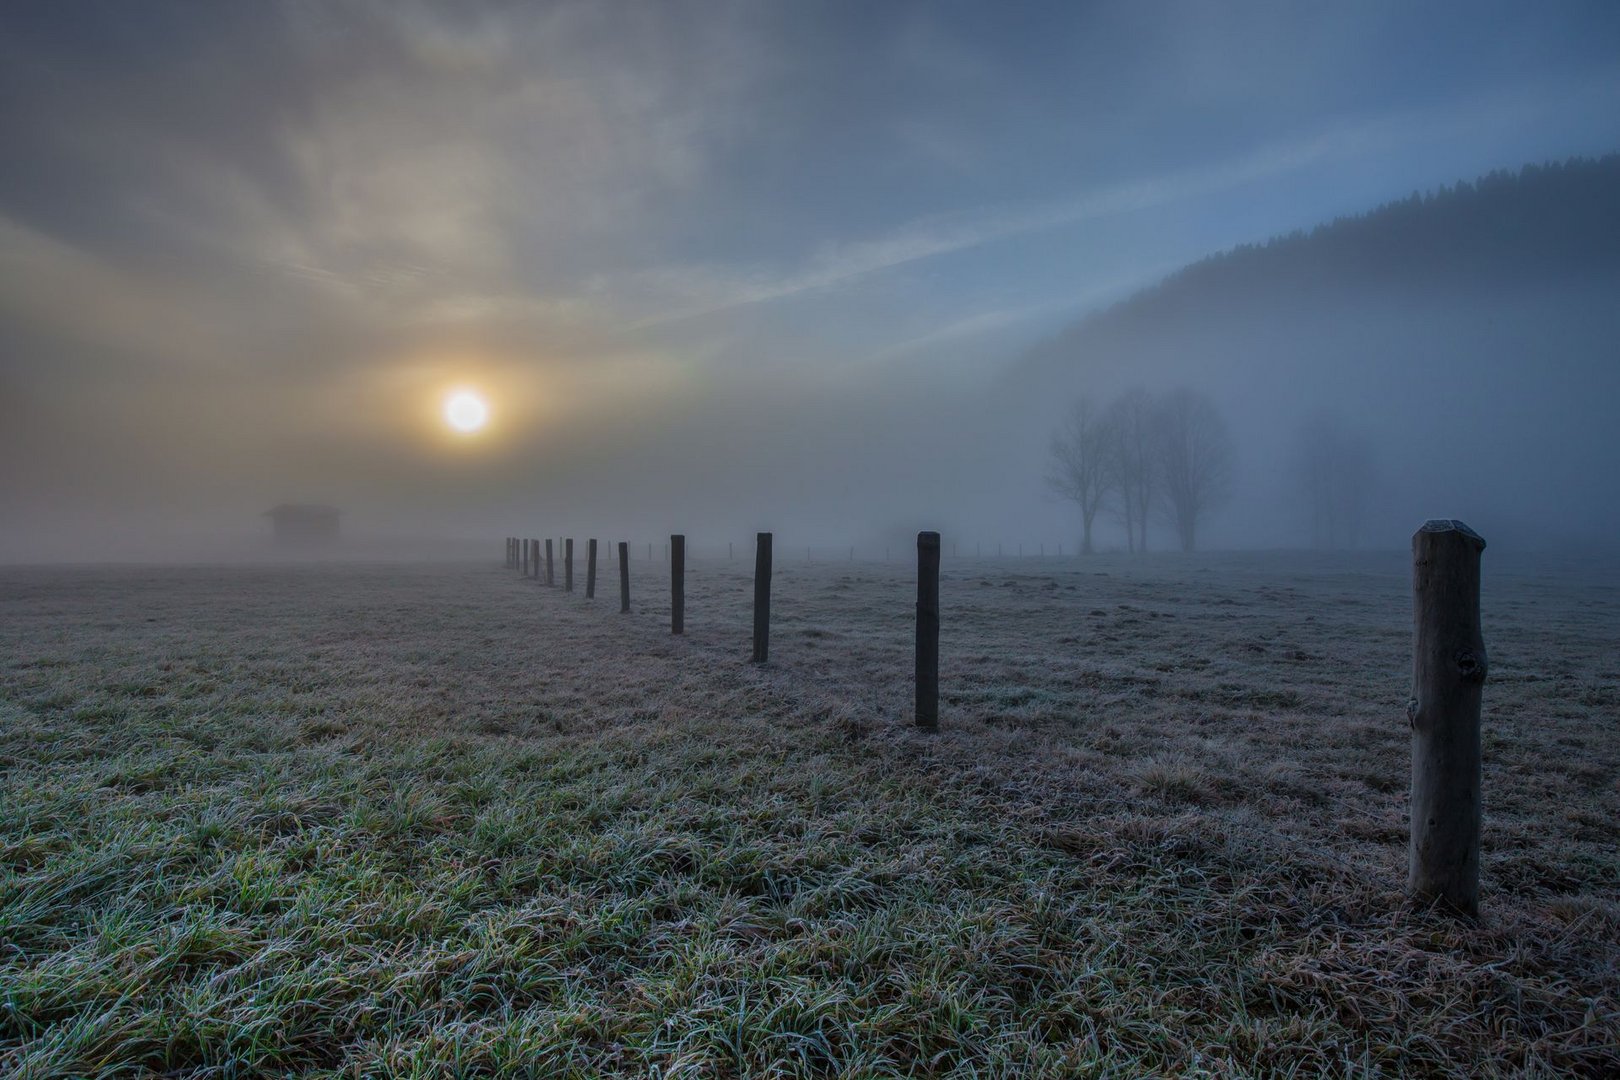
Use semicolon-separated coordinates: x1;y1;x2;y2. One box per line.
998;156;1620;549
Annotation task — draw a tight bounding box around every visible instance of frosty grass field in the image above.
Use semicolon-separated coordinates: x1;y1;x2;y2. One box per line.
1;550;1617;1077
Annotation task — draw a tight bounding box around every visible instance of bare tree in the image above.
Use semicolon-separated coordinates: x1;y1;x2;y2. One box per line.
1046;397;1113;554
1104;388;1156;552
1152;388;1233;552
1296;409;1375;549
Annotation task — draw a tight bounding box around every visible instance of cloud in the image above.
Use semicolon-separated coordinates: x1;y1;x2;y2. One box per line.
606;103;1484;330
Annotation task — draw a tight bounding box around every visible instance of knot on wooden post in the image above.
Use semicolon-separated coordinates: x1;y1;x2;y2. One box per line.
1455;648;1487;685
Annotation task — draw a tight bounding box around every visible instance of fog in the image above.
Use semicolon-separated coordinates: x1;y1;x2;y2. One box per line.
3;2;1619;562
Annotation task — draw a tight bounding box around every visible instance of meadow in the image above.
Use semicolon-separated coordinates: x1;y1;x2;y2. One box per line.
1;549;1616;1077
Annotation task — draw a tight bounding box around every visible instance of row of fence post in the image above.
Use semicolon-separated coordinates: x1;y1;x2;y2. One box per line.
506;530;941;724
517;539;1127;563
503;520;1486;918
508;534;634;612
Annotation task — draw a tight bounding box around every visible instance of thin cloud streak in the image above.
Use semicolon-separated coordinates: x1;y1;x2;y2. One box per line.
618;108;1455;329
619;69;1620;332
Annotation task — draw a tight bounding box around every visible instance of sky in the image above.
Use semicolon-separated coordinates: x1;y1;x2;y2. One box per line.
2;1;1619;557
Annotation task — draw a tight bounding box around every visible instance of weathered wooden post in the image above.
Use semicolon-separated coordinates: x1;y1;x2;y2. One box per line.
671;534;685;634
916;531;940;731
1409;519;1487;917
565;539;574;593
523;537;531;576
545;539;554;585
532;539;540;578
618;542;630;613
752;532;772;663
586;539;598;599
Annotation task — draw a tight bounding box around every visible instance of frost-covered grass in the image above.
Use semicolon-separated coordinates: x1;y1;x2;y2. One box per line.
1;551;1616;1077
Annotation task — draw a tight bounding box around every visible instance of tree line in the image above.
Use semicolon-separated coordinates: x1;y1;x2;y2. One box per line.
1049;390;1379;553
1077;154;1620;341
1046;387;1233;554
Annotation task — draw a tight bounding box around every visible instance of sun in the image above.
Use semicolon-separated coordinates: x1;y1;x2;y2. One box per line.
444;390;489;433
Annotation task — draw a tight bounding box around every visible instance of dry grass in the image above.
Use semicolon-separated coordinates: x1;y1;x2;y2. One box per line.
1;550;1616;1077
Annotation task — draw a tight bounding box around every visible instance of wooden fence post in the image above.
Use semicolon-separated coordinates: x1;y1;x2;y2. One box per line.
752;532;772;663
545;539;554;585
670;534;685;634
1409;519;1487;917
916;531;940;731
565;539;574;593
618;542;630;613
586;539;598;599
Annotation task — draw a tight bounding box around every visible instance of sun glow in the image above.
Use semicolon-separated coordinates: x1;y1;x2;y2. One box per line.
444;390;489;433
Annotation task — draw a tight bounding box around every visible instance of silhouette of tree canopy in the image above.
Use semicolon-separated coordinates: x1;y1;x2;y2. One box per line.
1083;155;1620;337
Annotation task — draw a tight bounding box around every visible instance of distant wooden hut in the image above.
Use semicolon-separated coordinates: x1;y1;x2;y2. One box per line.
264;504;340;546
